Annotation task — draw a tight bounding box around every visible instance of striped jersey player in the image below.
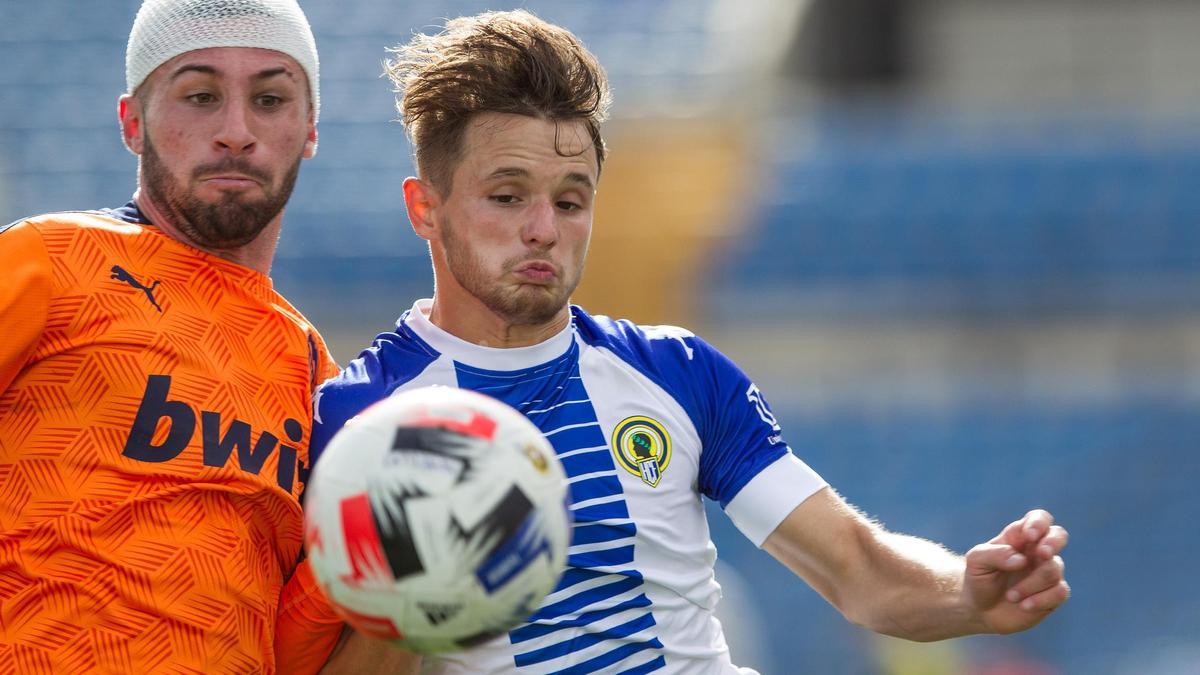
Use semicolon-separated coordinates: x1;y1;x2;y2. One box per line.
308;300;826;673
291;9;1071;674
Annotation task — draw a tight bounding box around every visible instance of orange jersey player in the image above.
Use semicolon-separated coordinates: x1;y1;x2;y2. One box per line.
0;207;338;672
0;0;338;672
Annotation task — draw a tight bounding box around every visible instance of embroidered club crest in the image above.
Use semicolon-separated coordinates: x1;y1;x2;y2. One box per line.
610;416;672;488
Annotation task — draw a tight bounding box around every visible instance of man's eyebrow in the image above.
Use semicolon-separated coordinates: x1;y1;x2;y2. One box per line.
252;67;295;82
168;64;296;82
169;63;218;81
487;167;595;191
487;167;529;180
564;172;595;191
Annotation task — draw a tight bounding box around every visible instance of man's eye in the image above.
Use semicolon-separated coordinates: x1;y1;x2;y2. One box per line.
258;95;283;108
492;195;519;204
188;92;216;105
557;201;581;212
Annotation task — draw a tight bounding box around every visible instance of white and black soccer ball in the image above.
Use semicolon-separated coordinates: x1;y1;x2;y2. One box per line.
304;386;570;653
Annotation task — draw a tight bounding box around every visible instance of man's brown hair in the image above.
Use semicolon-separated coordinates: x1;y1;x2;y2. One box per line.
384;10;611;193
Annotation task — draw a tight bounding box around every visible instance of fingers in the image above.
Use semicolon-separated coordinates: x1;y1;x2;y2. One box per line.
1035;581;1070;612
1036;525;1069;560
970;512;1071;628
965;542;1027;575
991;513;1034;547
1005;555;1069;611
992;510;1067;558
1020;509;1053;538
1007;509;1051;546
1012;577;1071;613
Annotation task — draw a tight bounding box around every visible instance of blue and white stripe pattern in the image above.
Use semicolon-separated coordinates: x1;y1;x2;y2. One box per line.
312;299;828;674
456;345;665;673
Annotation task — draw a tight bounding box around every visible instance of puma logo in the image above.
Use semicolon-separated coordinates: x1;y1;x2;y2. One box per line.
110;265;162;312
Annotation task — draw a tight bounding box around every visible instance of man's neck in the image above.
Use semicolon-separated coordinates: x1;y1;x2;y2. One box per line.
425;295;570;349
133;191;281;276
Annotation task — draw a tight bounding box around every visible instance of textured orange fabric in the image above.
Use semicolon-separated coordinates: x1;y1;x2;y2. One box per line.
275;558;344;675
0;222;52;394
0;212;338;674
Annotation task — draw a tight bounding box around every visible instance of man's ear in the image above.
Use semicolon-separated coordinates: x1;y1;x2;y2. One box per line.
118;94;144;155
303;114;318;159
403;177;442;242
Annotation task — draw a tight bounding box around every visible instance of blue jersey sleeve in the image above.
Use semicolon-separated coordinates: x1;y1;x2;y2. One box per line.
310;352;388;468
310;324;440;468
575;312;791;508
686;338;789;507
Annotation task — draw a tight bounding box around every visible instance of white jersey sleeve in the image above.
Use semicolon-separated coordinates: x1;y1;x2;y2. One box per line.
576;316;827;547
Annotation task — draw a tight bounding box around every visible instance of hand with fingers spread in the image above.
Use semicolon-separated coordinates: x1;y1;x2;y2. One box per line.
964;509;1071;634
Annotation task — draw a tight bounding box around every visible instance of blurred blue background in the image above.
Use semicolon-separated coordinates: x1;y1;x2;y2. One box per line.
3;1;1198;673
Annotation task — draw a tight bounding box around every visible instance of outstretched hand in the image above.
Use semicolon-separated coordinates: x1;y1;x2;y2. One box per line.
963;509;1070;634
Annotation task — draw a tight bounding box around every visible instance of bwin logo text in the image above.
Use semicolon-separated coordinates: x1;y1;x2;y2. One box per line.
122;375;305;491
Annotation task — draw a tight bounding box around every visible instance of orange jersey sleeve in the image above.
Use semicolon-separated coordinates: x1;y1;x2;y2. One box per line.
273;309;342;673
274;339;344;675
0;221;52;393
0;210;336;673
275;557;345;674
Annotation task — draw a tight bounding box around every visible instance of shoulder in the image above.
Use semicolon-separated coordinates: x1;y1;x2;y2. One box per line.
321;325;437;400
571;305;735;383
8;209;143;232
571;306;755;434
1;211;154;310
312;320;442;453
573;306;701;363
266;292;338;381
1;216;42;242
0;218;54;275
3;210;151;247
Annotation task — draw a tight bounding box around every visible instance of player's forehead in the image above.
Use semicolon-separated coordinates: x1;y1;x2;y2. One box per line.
142;46;307;91
458;113;598;186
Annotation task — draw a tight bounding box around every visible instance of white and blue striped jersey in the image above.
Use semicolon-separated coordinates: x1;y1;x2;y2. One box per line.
311;300;827;674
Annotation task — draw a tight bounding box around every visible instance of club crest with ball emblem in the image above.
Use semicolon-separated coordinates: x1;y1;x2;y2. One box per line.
610;416;672;487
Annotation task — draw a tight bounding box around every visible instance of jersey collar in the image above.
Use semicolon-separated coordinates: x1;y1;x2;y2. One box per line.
402;298;575;371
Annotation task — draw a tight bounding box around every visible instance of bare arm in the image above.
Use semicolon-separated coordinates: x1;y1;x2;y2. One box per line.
318;627;422;675
762;487;1069;641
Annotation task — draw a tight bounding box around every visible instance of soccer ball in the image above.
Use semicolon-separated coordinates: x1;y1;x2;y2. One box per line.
303;385;571;653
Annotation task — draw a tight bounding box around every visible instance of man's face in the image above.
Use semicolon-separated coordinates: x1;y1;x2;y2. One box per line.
434;113;598;327
124;47;316;249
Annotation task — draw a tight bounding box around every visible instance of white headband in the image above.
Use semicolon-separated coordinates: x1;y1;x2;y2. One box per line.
126;0;320;121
